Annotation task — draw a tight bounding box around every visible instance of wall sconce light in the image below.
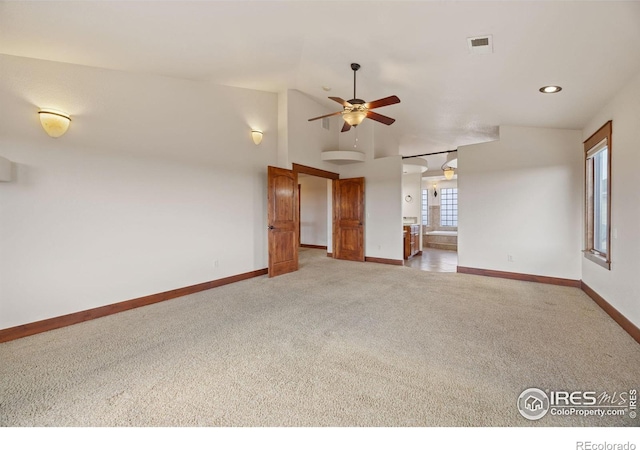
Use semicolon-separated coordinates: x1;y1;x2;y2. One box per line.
433;183;438;197
38;109;71;138
251;130;263;145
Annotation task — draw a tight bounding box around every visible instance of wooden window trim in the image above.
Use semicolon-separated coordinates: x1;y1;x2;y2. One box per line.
583;120;612;270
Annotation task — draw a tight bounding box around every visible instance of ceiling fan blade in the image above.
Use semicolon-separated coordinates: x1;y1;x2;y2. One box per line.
341;122;352;133
308;110;343;122
365;95;401;110
366;111;396;125
329;97;353;107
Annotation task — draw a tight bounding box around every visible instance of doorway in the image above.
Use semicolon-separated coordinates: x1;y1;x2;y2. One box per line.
298;172;330;252
267;163;365;277
406;176;458;272
294;164;339;262
402;154;458;273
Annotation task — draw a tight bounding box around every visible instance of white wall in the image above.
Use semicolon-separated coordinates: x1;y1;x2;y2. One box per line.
338;118;375;154
299;175;328;247
402;173;422;219
402;172;422;247
286;89;340;172
374;125;400;159
457;125;583;280
581;71;640;328
0;54;278;329
277;90;289;168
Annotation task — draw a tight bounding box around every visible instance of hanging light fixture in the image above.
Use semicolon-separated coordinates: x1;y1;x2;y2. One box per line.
342;105;367;127
441;162;455;180
443;167;455;180
38;109;71;138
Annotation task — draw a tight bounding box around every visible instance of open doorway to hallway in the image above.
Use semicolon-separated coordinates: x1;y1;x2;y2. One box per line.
298;173;331;255
402;153;458;273
296;164;366;265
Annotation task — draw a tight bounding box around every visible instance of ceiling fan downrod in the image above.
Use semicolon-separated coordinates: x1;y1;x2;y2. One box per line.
351;63;360;100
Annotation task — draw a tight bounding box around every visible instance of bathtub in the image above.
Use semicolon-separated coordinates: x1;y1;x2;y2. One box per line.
424;230;458;250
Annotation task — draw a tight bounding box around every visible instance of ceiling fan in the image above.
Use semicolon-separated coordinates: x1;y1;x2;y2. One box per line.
308;63;401;132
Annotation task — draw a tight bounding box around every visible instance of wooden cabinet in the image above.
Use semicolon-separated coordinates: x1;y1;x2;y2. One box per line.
403;225;421;259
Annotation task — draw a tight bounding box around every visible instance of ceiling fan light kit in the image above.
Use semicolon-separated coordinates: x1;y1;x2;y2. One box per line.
308;63;400;132
343;108;367;126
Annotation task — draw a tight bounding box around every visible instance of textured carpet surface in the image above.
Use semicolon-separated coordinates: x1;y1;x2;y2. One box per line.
1;248;639;427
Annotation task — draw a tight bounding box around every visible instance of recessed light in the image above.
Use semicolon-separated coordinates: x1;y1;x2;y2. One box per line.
539;85;562;94
322;86;332;91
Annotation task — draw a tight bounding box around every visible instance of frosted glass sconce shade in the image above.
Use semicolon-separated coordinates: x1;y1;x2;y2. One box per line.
251;130;263;145
342;110;367;126
39;109;71;138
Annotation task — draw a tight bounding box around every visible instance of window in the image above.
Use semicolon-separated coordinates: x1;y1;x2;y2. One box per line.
421;189;429;226
584;121;612;270
440;188;458;227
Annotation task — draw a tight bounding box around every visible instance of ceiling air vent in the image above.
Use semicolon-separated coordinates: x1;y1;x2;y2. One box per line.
467;35;493;54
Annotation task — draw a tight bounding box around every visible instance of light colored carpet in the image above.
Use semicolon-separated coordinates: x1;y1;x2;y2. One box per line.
1;248;639;427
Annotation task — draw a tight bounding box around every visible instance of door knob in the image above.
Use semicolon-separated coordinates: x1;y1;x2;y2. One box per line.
268;225;275;230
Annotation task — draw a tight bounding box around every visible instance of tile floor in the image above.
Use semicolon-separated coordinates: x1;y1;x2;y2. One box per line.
404;247;458;272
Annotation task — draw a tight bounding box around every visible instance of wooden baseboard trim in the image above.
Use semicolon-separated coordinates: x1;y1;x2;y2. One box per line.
365;256;404;266
327;252;333;257
300;244;328;250
0;268;268;344
456;266;581;288
581;282;640;345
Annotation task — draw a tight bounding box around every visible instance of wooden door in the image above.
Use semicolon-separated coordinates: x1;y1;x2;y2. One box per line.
297;184;301;246
333;177;365;261
268;166;298;277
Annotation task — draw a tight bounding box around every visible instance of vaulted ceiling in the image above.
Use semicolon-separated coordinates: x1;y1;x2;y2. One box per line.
2;1;639;157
